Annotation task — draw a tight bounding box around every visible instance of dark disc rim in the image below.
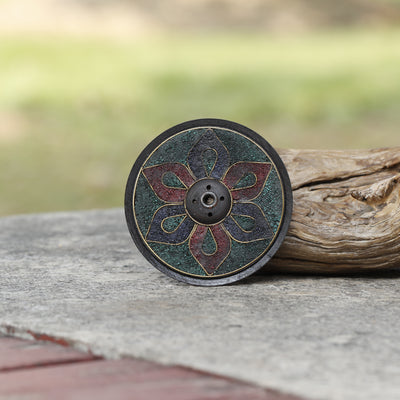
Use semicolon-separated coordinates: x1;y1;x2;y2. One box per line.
124;118;292;286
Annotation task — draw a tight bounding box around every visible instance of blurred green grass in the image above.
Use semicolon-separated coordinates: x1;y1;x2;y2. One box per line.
1;29;400;215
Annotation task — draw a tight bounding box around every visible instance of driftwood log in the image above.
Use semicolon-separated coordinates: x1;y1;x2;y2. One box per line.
268;148;400;273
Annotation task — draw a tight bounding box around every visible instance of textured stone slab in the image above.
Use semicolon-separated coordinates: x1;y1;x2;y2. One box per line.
0;209;399;400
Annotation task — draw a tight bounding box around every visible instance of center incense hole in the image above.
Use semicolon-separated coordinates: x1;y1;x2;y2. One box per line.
202;192;216;207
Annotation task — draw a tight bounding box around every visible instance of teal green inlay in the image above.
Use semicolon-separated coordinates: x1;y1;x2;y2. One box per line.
253;167;283;234
134;173;164;237
217;239;269;276
162;215;186;233
232;215;255;232
233;172;256;189
202;149;217;176
148;241;206;276
144;129;204;168
202;228;217;255
162;171;186;188
215;129;268;164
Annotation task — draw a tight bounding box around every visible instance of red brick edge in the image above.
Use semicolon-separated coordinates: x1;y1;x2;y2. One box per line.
0;334;306;400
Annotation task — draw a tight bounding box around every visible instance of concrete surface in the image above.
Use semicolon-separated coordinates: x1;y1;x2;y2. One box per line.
0;209;399;400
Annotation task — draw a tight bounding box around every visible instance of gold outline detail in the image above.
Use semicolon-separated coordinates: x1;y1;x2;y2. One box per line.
142;162;194;202
225;161;272;201
231;214;256;233
161;171;188;190
225;202;273;243
232;171;257;191
189;224;232;276
201;148;218;177
187;128;231;180
161;214;187;234
145;204;191;246
201;227;217;256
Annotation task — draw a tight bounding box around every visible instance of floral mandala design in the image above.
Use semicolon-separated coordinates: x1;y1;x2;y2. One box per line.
134;128;281;278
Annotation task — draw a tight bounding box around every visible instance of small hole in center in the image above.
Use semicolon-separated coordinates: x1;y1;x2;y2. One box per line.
206;185;211;190
202;193;215;206
220;196;224;201
192;199;197;203
208;212;212;217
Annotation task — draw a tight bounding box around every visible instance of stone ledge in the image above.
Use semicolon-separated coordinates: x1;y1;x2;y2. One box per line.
1;209;399;400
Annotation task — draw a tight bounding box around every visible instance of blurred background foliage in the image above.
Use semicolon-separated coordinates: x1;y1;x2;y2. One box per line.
0;0;399;215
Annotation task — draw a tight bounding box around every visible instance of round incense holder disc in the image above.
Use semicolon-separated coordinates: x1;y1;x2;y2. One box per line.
125;119;292;286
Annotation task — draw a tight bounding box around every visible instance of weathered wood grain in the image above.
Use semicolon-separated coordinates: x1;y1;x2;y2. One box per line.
270;148;400;273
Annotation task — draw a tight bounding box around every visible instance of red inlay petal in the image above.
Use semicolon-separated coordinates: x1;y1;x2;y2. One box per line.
189;224;231;275
222;162;272;201
143;163;195;203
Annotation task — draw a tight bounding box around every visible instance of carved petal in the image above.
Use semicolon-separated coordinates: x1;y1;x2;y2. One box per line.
223;203;273;242
189;224;231;275
223;162;272;201
188;129;230;179
146;204;194;244
143;163;195;203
